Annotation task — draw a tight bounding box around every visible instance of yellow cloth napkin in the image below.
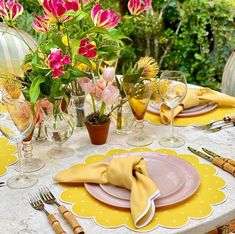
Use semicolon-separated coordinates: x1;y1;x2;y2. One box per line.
160;87;235;124
54;156;160;228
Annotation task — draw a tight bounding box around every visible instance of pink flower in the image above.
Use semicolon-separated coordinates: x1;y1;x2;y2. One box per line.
101;85;119;105
78;38;97;59
102;66;115;82
32;13;50;33
128;0;151;15
91;4;120;29
0;0;23;21
48;49;71;78
93;79;106;101
78;77;95;93
43;0;78;23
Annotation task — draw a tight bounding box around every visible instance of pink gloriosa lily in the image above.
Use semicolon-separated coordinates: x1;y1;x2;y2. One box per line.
78;38;97;59
0;0;23;21
43;0;78;22
91;4;120;29
32;13;50;33
48;49;71;78
128;0;151;15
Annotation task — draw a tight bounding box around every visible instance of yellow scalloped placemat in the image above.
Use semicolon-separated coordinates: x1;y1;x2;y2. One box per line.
0;137;17;176
59;148;226;232
145;107;235;126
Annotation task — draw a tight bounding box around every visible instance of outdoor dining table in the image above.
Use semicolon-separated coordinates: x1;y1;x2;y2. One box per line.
1;96;235;234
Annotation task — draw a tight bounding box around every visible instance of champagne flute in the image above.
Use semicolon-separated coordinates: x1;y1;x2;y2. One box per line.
0;98;38;189
158;71;187;148
122;78;155;146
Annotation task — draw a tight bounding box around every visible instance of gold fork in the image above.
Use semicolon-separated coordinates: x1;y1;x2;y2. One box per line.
39;186;84;234
29;193;66;234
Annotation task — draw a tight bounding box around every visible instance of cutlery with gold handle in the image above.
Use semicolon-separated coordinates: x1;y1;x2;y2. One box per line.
202;148;235;167
29;193;66;234
193;113;235;130
188;147;235;177
39;186;84;234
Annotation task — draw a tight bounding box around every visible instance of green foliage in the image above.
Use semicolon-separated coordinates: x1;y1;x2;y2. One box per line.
117;0;235;89
17;0;235;89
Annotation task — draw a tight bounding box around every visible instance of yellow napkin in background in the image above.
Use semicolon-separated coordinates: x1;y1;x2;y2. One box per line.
160;87;235;124
55;156;160;228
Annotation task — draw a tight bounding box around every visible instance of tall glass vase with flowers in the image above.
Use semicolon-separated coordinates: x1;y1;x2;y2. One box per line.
78;66;120;145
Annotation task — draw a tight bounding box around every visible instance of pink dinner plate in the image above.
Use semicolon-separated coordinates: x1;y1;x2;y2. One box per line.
147;102;217;117
84;152;200;208
100;155;185;200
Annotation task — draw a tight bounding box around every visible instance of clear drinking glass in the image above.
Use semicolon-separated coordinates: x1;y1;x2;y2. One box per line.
122;78;155;146
0;98;38;189
158;71;187;148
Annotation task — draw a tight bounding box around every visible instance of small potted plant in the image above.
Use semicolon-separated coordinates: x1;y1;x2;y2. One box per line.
78;66;120;145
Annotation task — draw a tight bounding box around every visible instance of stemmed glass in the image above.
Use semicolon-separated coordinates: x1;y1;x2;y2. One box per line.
122;78;155;146
14;128;45;172
0;98;38;189
158;71;187;148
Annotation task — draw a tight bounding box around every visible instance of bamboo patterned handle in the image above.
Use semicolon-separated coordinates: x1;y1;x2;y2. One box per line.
224;113;235;122
223;158;235;167
47;214;67;234
59;205;84;234
212;157;235;176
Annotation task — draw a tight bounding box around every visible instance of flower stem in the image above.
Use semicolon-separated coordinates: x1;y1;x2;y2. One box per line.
99;101;106;119
90;94;96;113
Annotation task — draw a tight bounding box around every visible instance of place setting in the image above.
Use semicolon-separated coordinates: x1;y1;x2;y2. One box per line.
54;147;227;232
145;71;235;128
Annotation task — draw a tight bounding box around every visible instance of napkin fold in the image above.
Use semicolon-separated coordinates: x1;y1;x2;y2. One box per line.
54;156;160;228
160;87;235;124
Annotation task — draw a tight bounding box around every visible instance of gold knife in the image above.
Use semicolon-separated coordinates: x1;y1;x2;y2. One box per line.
188;147;235;177
202;148;235;167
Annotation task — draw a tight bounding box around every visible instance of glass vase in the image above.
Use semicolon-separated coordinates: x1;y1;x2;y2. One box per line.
43;97;74;158
113;97;135;135
68;94;85;128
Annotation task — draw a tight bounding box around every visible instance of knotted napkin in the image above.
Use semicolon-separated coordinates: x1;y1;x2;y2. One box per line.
54;156;160;228
160;86;235;124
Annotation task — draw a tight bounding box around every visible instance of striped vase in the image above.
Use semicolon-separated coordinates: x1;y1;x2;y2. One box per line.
0;23;38;77
222;49;235;96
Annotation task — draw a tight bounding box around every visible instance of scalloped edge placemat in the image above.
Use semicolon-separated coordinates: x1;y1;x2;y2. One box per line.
58;148;227;232
145;107;235;126
0;137;17;176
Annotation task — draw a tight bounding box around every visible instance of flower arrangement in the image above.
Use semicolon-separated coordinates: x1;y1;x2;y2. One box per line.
20;0;127;107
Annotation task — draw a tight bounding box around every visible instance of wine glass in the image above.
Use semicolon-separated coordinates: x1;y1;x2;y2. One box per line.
122;78;155;146
0;98;38;189
14;127;45;172
158;71;187;148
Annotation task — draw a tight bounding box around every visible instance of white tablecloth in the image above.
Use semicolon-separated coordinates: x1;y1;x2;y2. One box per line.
1;119;235;234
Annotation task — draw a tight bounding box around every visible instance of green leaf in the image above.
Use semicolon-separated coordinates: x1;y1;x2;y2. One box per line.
29;76;45;105
51;33;66;53
70;69;90;78
50;78;63;98
74;55;92;68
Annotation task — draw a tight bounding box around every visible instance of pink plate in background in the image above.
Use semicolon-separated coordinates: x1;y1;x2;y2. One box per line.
100;156;185;200
147;102;217;117
84;152;200;208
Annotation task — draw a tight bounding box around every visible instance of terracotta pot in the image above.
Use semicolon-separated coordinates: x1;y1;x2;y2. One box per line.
85;119;111;145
